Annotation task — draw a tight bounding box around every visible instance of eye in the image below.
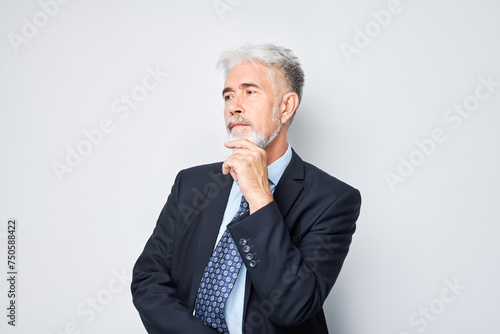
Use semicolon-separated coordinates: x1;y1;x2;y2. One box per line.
224;95;233;101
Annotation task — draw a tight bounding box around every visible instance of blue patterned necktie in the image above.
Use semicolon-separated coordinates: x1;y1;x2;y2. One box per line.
194;196;249;333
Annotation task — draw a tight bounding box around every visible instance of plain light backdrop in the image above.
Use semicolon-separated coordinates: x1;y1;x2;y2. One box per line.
1;0;499;333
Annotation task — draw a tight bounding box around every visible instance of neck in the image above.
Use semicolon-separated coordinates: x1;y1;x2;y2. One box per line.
264;130;288;165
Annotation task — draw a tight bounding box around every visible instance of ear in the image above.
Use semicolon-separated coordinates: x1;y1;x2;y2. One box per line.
279;92;299;125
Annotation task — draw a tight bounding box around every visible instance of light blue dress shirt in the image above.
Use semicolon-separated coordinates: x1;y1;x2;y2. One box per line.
216;143;293;334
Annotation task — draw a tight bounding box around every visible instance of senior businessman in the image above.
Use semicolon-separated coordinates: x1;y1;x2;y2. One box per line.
131;43;361;334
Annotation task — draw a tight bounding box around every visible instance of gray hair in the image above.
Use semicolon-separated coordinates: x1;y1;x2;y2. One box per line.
216;43;305;122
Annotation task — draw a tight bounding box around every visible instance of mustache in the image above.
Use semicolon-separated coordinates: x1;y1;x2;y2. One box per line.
226;114;254;131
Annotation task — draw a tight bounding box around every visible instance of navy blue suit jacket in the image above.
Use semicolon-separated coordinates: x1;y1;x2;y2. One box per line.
131;149;361;333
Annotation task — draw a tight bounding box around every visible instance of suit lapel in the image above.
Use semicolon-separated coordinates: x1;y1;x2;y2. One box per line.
273;149;305;220
188;166;233;309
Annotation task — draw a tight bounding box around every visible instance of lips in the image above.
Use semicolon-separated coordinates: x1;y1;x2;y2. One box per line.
229;122;250;130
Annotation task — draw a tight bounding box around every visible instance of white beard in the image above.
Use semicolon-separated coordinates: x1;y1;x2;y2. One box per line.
227;124;280;149
226;106;281;149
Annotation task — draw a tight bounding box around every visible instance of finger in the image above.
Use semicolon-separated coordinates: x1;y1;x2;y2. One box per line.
222;155;246;175
223;154;248;171
224;139;260;150
230;147;258;157
229;169;238;182
222;160;239;181
222;159;232;175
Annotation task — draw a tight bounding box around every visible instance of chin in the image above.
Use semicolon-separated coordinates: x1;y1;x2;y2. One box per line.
227;130;268;149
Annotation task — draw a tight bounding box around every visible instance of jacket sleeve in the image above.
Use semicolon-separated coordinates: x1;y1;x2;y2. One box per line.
131;171;216;334
227;187;361;327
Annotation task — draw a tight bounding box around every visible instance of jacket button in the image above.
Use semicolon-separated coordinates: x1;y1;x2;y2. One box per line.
242;245;250;253
248;260;256;268
245;253;253;261
239;238;247;246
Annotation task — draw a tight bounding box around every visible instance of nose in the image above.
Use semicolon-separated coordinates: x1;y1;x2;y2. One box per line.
227;94;244;115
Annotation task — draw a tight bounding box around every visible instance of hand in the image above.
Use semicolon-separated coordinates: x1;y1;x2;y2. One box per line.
222;139;273;214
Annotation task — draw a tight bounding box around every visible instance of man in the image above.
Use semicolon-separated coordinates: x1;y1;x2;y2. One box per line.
131;43;361;334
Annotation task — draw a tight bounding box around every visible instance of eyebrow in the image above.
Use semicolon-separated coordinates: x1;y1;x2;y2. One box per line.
222;82;261;96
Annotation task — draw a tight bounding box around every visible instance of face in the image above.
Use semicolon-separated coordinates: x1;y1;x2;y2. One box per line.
223;63;281;148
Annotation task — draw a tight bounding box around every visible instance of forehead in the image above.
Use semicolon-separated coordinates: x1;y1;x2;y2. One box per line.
224;62;273;88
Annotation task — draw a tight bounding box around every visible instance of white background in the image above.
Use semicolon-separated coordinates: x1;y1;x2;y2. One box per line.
1;0;499;333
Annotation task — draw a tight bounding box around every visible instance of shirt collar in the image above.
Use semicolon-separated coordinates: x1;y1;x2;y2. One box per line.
267;143;292;188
